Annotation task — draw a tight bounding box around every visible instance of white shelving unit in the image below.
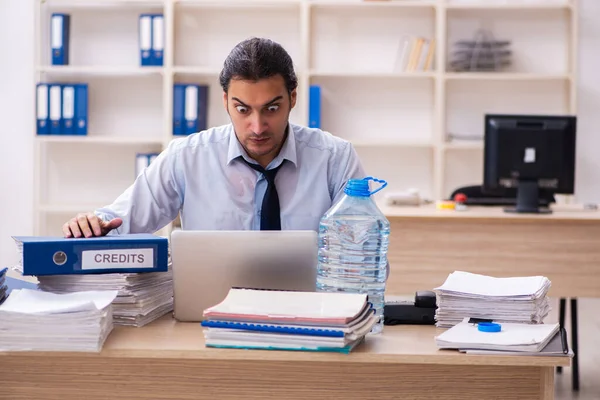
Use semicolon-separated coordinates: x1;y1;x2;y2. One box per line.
33;0;578;236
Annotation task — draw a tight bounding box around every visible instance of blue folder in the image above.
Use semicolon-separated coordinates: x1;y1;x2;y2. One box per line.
139;14;153;66
184;84;209;135
308;85;321;128
151;14;164;66
51;13;70;65
12;233;169;276
36;83;50;135
201;320;346;338
49;84;62;135
62;84;76;135
75;83;88;135
173;84;185;135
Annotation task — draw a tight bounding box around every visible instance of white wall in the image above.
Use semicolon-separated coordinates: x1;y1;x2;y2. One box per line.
0;0;35;270
574;0;600;202
0;0;598;270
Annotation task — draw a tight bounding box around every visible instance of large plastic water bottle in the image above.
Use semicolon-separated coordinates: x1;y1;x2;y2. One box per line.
316;176;390;334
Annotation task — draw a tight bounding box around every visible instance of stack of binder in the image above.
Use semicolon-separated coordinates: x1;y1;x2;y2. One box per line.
201;288;379;353
433;271;551;328
173;84;208;135
0;268;7;305
36;82;88;136
0;288;117;352
12;233;172;328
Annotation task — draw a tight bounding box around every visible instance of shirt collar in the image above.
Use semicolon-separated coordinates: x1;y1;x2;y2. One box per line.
226;123;297;169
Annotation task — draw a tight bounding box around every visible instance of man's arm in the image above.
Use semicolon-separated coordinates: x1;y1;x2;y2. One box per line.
94;144;184;235
329;140;366;204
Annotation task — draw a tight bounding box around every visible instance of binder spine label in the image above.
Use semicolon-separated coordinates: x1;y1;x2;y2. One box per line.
81;248;154;270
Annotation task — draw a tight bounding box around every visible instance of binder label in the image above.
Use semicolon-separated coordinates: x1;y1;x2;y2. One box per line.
81;248;154;270
63;86;75;119
51;15;63;48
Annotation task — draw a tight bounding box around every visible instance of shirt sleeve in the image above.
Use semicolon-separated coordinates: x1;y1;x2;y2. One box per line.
330;140;366;204
94;143;184;235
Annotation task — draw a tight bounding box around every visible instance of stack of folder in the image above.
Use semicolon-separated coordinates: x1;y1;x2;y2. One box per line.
201;288;379;353
0;288;117;352
0;268;7;305
433;271;551;328
12;233;172;328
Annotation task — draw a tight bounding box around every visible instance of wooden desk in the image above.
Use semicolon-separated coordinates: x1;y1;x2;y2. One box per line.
0;316;568;400
381;204;600;298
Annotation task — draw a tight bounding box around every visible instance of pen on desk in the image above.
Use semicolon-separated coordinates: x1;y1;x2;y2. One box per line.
560;327;569;354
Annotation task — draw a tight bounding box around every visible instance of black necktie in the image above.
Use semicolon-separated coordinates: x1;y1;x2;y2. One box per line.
242;159;285;230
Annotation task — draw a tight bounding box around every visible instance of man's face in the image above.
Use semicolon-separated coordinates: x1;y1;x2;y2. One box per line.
223;75;296;168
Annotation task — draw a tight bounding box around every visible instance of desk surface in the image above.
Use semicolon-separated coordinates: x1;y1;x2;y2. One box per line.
2;316;567;368
0;316;567;400
380;203;600;221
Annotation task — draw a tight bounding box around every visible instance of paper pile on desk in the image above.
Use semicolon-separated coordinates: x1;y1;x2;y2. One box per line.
0;288;117;352
433;271;551;328
201;288;378;353
36;268;173;328
435;318;561;354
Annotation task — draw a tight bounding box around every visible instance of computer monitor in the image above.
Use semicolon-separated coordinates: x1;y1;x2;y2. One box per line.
483;114;576;214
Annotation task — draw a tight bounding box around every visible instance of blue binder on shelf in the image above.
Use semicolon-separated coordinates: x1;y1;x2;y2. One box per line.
185;84;208;135
62;84;75;135
49;84;62;135
151;14;164;66
75;83;88;135
309;85;321;129
173;84;185;135
51;13;70;65
36;83;50;135
139;14;153;66
12;233;169;276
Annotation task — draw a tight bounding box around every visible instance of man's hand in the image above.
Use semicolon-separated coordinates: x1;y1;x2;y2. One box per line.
63;213;123;238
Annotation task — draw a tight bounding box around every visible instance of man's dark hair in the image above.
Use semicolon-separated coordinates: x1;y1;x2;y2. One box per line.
219;37;298;95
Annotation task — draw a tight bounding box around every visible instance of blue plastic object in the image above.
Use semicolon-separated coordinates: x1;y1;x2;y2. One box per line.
478;322;501;332
344;176;388;197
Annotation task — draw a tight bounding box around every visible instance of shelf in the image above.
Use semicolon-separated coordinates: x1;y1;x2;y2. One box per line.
41;0;164;8
32;0;578;235
174;0;301;8
444;141;484;150
172;66;222;76
309;70;435;78
310;0;437;8
445;1;572;11
445;72;572;81
37;65;163;76
351;140;433;148
36;135;165;145
38;204;104;214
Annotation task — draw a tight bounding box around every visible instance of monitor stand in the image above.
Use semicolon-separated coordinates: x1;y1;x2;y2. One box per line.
504;180;552;214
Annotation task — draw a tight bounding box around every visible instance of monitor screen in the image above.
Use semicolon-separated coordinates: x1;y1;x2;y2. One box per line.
483;114;576;214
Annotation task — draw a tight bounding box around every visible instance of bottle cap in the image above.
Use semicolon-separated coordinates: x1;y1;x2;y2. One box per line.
344;177;388;197
478;322;501;333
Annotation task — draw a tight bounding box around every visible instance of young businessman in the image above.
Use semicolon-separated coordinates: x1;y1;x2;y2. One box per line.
62;37;365;238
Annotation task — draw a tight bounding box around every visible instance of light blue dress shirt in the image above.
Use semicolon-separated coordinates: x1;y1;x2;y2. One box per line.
95;123;366;234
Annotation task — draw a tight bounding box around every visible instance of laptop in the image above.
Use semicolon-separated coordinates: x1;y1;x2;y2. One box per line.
170;230;319;322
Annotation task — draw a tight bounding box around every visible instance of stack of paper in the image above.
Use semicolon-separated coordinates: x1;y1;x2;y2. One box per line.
0;268;7;304
433;271;551;328
37;268;173;327
435;318;565;356
201;288;379;353
0;288;117;352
